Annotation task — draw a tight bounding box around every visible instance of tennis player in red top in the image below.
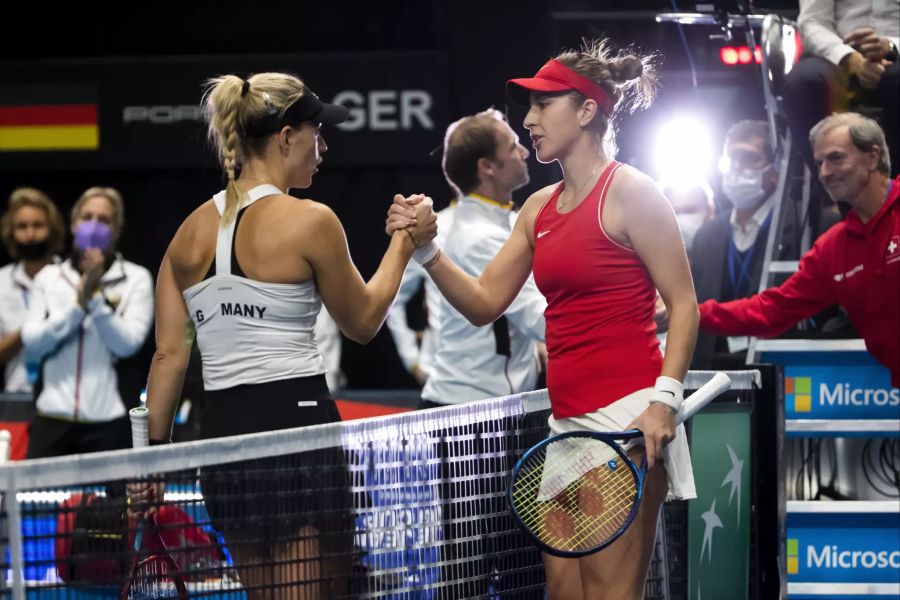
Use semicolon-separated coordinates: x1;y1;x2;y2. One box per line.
387;39;700;599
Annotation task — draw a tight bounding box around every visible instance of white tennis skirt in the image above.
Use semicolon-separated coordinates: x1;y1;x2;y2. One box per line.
547;387;697;500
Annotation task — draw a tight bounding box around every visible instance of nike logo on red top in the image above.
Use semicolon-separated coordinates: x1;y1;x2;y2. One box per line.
537;230;551;239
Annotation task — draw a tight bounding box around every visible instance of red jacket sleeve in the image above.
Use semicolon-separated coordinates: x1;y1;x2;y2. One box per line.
699;239;834;337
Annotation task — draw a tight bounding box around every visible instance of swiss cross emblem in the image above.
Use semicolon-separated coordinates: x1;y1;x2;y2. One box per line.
889;235;900;256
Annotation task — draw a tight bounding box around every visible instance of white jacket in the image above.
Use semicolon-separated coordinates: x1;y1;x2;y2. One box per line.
386;203;457;378
422;195;546;405
21;255;154;422
0;259;60;393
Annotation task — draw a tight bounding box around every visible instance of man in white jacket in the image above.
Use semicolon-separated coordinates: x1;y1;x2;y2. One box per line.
385;200;456;386
22;186;154;458
418;108;545;598
421;108;545;408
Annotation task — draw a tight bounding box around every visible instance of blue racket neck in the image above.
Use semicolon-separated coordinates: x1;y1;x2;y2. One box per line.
133;514;158;552
133;520;145;552
616;428;643;441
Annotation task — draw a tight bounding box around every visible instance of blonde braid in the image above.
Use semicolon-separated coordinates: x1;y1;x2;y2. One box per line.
203;72;308;224
203;74;247;225
219;105;243;225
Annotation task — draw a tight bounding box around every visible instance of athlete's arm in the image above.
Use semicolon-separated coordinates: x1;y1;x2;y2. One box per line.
614;168;699;469
145;253;193;443
386;188;551;326
617;169;699;382
307;197;428;344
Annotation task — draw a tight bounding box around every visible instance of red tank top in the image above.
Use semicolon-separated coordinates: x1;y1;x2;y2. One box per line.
532;161;663;419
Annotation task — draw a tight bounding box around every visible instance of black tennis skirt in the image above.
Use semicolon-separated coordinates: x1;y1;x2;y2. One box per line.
197;375;352;550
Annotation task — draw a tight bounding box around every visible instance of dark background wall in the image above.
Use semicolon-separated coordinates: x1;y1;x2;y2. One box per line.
0;0;793;389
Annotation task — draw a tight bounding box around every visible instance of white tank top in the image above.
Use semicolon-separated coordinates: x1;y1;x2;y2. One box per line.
183;184;326;391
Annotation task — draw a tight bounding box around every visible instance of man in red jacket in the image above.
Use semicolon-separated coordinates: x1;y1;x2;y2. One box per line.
699;113;899;386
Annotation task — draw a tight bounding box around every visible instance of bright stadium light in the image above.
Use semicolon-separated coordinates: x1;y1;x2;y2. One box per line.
653;115;713;190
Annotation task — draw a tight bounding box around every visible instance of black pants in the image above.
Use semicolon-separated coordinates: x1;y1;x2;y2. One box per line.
199;376;350;542
783;55;899;176
26;414;131;459
198;376;355;594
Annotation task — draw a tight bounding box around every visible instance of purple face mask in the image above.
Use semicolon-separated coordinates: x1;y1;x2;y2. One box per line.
74;220;113;252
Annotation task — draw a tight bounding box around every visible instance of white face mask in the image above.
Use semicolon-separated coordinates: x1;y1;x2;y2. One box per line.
723;166;769;210
676;213;706;249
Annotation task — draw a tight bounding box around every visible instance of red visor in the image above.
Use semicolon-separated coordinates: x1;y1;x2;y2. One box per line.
507;59;616;116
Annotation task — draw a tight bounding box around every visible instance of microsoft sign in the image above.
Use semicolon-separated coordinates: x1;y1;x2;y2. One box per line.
787;525;900;584
784;367;899;419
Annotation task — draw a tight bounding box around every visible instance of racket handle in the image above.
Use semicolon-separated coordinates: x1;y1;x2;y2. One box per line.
675;372;732;424
0;429;11;463
129;406;150;449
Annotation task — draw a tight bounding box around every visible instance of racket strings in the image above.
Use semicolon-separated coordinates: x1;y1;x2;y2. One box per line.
527;473;635;550
128;556;181;599
515;435;629;503
524;465;635;549
513;441;634;511
512;441;640;552
515;464;634;529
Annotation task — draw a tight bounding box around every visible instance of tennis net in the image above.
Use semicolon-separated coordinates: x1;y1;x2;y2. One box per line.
0;371;759;599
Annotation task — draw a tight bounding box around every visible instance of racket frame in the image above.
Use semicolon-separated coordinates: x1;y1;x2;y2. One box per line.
120;513;188;600
120;406;187;599
508;372;732;557
508;429;646;557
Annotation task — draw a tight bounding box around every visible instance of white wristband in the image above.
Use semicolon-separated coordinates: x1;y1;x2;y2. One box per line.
412;240;440;266
649;375;684;412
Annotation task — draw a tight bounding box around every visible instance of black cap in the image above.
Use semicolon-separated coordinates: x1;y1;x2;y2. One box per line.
242;88;348;137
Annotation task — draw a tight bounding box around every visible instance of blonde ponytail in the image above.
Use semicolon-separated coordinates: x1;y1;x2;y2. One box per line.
202;72;306;225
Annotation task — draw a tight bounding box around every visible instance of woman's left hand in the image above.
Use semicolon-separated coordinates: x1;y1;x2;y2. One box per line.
385;194;437;246
386;194;417;236
626;403;676;470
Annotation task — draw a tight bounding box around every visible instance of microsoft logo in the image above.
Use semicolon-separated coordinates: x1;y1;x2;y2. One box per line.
788;538;799;574
785;377;812;413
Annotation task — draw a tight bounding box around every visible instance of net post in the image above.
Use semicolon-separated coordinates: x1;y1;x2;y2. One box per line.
6;471;24;600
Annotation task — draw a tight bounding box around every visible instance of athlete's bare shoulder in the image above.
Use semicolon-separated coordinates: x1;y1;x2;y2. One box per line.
516;182;562;244
163;198;219;286
169;200;218;260
261;194;341;232
607;163;668;213
521;182;561;213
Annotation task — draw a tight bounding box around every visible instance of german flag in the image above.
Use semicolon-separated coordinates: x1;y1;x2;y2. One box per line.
0;84;99;152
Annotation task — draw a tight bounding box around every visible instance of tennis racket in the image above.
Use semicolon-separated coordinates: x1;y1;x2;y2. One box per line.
508;372;732;557
120;407;188;600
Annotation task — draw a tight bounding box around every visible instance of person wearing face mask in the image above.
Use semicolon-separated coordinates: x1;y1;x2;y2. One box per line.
0;187;65;394
700;113;899;386
688;120;841;369
21;186;154;458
